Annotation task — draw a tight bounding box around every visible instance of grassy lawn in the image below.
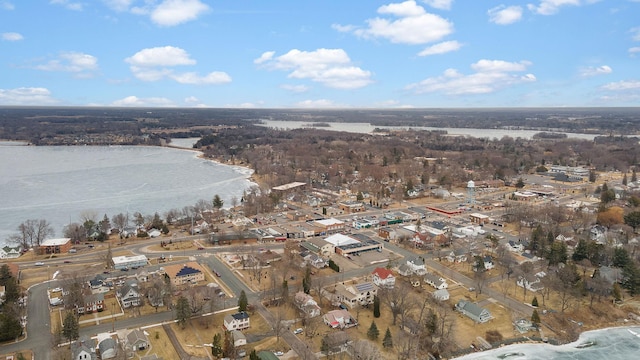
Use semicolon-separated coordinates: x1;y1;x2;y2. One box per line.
145;326;182;360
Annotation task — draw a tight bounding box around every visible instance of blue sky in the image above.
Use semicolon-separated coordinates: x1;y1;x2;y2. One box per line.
1;0;639;108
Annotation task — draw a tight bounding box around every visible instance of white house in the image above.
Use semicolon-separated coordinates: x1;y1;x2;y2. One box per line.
507;240;524;253
333;281;378;308
371;267;396;288
323;309;357;329
432;289;450;301
517;274;544;292
446;249;468;263
117;282;141;308
231;330;247;347
294;292;321;318
423;273;448;290
0;246;22;259
224;312;250;331
406;257;427;275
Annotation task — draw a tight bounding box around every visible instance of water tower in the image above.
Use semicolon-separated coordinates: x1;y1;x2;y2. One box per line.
467;180;476;205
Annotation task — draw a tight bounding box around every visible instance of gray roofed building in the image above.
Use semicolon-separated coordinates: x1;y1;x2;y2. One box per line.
98;337;117;359
455;300;491;323
72;336;96;360
126;329;149;351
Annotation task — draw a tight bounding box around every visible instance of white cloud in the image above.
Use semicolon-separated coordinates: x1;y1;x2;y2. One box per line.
418;40;462;56
338;0;453;45
407;59;536;95
527;0;582;15
1;1;14;10
488;5;523;25
102;0;133;12
331;24;356;33
224;102;259;108
170;71;231;84
423;0;454;10
150;0;209;27
253;51;275;65
631;27;640;42
125;46;196;67
256;48;373;89
184;96;199;103
49;0;83;11
0;87;57;105
125;46;230;85
34;52;98;77
294;99;341;108
579;65;612;77
629;47;640;56
281;84;309;93
111;95;175;107
1;32;23;41
601;80;640;91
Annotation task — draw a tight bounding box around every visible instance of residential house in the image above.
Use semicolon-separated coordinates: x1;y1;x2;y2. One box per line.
224;312;250;331
0;246;22;259
423;273;448;290
323;309;357;329
79;292;104;314
322;331;352;354
432;289;450;301
371;267;396;288
303;253;327;269
333;281;378;308
98;337;117;359
474;255;494;271
517;275;544;292
455;300;492;323
117;281;141;308
71;336;96;360
397;264;413;277
126;329;149;351
446;249;468;263
507;240;524;253
406;257;427;275
89;274;106;290
294;292;321;318
231;330;247;347
590;225;607;244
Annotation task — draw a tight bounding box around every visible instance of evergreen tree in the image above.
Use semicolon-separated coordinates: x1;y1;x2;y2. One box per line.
572;239;589;262
0;265;19;303
249;349;259;360
302;266;312;294
211;333;223;357
373;295;381;318
613;247;631;268
589;170;597;183
515;177;525;189
175;296;191;328
623;173;628;186
531;296;539;307
624;211;640;231
546;241;568;266
382;327;393;348
213;194;224;209
0;311;22;342
238;290;248;312
633;169;638;183
531;309;541;325
367;321;379;340
62;311;79;343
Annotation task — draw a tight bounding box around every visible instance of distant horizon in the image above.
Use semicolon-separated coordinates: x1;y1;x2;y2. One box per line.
0;105;639;110
1;1;639;108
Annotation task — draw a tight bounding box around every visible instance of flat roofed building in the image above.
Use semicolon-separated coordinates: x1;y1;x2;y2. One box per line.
112;255;148;270
40;238;72;254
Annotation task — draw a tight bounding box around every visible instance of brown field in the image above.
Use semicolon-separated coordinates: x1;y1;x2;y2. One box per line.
145;326;182;360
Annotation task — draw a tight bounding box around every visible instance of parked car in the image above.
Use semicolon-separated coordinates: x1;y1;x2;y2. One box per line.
293;328;303;335
274;352;284;356
35;262;45;266
63;260;72;263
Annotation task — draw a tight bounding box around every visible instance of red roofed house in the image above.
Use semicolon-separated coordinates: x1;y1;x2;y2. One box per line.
371;267;395;289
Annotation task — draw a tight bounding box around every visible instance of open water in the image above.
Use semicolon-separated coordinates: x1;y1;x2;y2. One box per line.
454;326;640;360
0;142;254;246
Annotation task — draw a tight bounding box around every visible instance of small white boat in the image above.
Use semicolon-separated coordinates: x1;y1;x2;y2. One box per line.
628;329;640;338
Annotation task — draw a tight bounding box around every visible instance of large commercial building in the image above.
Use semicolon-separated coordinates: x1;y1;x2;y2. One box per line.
112;255;148;270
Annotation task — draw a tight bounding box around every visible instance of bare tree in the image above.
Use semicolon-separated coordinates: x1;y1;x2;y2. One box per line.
10;219;54;249
380;282;414;326
62;222;87;244
111;213;129;232
350;340;382;360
